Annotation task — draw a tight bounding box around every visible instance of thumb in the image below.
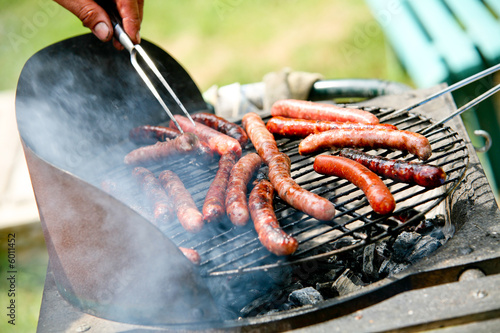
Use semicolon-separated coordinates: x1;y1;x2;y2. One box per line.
55;0;113;42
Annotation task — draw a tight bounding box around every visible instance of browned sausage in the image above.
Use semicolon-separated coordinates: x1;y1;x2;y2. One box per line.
299;128;432;161
266;116;397;138
271;99;380;124
268;153;336;221
179;247;201;265
191;112;249;146
170;115;242;157
249;179;299;256
242;112;336;221
225;153;263;226
313;155;395;215
129;125;181;144
124;132;200;165
339;148;446;188
242;112;281;164
131;167;174;225
202;151;239;223
158;170;204;233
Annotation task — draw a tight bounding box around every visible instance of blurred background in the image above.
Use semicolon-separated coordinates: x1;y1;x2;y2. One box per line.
0;0;499;331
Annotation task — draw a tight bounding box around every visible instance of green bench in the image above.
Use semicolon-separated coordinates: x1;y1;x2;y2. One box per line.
366;0;500;194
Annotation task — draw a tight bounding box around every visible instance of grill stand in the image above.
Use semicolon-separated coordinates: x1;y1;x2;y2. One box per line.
36;85;500;332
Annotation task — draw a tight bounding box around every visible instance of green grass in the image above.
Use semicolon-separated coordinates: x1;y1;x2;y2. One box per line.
0;0;412;93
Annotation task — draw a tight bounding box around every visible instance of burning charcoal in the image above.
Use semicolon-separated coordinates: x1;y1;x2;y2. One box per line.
392;231;422;263
413;214;446;233
428;227;445;240
239;282;302;317
378;259;409;277
288;287;324;306
406;235;442;264
331;269;364;297
362;243;379;279
315;281;339;298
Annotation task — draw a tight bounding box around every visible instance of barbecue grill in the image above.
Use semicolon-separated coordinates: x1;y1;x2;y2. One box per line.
17;35;500;332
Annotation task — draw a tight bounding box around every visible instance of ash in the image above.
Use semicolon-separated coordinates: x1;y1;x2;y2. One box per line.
234;214;447;318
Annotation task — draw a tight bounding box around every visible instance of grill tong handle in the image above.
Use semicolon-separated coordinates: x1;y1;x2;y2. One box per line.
95;0;196;132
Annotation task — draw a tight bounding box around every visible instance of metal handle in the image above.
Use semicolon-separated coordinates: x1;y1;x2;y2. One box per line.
93;0;196;130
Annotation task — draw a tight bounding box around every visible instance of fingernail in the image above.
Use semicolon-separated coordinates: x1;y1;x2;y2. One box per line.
136;31;141;44
94;22;110;41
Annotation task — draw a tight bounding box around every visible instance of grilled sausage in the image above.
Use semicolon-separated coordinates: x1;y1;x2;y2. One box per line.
271;99;380;124
225;153;263;226
192;112;249;146
242;112;336;221
202;151;239;223
266;116;397;138
131;167;174;225
299;128;432;161
268;153;336;221
129;125;181;144
158;170;204;233
244;112;336;220
179;247;201;265
124;132;200;165
171;115;242;157
339;148;446;188
242;112;281;165
249;179;299;256
313;155;395;215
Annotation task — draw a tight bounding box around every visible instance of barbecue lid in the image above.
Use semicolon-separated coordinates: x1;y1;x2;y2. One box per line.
15;34;220;325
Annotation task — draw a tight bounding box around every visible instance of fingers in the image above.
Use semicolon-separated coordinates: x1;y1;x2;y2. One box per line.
116;0;143;44
54;0;112;42
55;0;145;49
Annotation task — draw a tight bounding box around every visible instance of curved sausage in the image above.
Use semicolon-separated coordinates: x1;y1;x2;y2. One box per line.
124;132;200;165
298;128;432;161
266;116;397;138
131;167;174;225
170;115;242;157
249;179;299;256
202;151;239;223
339;148;446;188
271;99;380;124
191;112;249;146
129;125;181;144
179;247;201;265
242;112;336;221
242;112;281;165
158;170;204;233
313;155;395;215
268;153;336;221
225;153;263;226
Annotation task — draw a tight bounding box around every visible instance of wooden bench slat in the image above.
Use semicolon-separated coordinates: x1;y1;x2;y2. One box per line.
408;0;483;81
366;0;448;87
484;0;500;17
444;0;500;65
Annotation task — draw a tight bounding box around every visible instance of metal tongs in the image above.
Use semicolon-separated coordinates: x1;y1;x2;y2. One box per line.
380;63;500;138
96;0;195;133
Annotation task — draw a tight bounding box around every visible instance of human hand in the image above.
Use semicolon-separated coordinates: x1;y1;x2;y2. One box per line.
54;0;144;50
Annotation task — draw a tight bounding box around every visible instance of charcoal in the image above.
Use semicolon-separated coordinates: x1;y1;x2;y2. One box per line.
288;287;324;306
239;281;303;317
428;228;445;240
407;235;442;263
331;269;364;296
389;262;410;276
392;231;422;263
378;259;409;277
316;281;339;298
362;243;378;279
